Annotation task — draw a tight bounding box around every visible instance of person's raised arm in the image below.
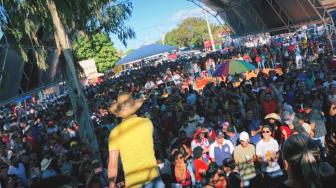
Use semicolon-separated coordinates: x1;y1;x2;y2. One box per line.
108;150;119;188
330;104;336;116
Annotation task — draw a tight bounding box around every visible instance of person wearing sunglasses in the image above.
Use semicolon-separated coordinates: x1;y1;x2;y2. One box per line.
256;125;283;185
174;152;192;188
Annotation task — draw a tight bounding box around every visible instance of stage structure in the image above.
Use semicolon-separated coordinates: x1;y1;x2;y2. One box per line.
0;33;65;104
188;0;335;52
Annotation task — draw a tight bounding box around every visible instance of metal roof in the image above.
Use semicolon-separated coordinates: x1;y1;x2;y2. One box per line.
116;44;176;66
200;0;334;36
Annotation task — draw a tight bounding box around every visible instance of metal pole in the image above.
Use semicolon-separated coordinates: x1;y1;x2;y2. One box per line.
157;26;165;44
204;10;216;51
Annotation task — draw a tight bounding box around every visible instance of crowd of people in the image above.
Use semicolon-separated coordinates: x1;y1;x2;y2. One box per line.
0;27;336;188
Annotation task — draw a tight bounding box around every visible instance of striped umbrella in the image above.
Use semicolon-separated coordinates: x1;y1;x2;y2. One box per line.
212;60;255;77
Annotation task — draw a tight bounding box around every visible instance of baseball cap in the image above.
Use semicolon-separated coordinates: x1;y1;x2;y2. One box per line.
216;130;224;138
227;126;236;133
198;117;205;124
239;131;249;142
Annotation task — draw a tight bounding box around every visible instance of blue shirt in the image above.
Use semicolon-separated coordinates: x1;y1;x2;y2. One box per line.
229;133;239;146
248;119;260;132
42;169;57;179
250;134;262;145
8;163;28;186
210;140;234;166
186;93;197;105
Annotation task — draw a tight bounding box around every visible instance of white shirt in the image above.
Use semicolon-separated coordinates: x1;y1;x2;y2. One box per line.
209;140;234;159
323;80;336;89
156;80;163;85
302;123;311;135
144;81;155;90
256;138;279;160
172;74;181;85
191;138;210;151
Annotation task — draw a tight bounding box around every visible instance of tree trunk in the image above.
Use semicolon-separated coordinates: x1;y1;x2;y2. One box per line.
47;0;99;157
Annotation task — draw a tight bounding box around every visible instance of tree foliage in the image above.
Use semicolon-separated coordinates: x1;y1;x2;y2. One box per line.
164;17;226;48
0;0;135;69
73;33;120;73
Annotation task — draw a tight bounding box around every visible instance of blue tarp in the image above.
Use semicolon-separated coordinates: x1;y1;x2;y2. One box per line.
16;95;32;103
116;44;176;66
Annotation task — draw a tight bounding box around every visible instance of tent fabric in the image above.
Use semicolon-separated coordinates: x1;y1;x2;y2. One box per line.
116;44;176;66
201;0;333;36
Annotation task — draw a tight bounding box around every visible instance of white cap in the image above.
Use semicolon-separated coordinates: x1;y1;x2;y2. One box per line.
239;131;249;142
198;117;205;124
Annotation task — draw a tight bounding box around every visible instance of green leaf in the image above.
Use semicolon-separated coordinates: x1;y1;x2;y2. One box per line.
74;33;120;73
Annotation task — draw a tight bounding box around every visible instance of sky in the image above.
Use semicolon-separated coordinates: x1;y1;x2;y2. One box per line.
111;0;220;52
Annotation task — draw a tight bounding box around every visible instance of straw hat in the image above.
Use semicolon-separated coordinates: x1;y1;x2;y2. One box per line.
161;91;169;99
109;92;143;118
40;158;52;171
264;113;281;122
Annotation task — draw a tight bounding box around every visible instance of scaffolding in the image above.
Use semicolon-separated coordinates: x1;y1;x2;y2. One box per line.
0;32;65;104
192;0;335;53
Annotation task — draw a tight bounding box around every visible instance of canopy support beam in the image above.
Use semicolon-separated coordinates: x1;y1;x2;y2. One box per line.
307;0;335;53
241;3;267;31
265;0;293;33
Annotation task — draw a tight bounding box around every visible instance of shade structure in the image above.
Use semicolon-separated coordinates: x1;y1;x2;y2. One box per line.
201;0;334;36
116;44;176;66
212;60;255;77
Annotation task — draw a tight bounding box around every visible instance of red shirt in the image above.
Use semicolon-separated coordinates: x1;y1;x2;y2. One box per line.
288;45;295;54
280;125;292;142
262;100;277;115
194;159;208;182
255;56;261;63
175;168;191;186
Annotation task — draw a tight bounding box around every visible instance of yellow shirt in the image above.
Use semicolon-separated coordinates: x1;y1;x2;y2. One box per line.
108;115;159;187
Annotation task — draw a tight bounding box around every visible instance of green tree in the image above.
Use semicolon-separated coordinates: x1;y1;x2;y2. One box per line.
73;33;120;73
164;17;226;48
0;0;135;157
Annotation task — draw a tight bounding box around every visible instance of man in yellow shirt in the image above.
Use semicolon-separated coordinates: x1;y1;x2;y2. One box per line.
108;92;164;188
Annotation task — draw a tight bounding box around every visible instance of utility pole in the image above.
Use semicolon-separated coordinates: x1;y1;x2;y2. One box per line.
157;26;165;44
204;10;216;51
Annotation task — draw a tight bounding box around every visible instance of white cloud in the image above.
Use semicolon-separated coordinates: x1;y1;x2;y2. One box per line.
171;8;220;24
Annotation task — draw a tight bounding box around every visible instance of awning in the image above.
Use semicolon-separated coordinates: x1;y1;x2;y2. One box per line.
116;44;176;66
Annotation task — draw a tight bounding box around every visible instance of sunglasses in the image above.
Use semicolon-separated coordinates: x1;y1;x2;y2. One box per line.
262;130;270;133
178;156;183;160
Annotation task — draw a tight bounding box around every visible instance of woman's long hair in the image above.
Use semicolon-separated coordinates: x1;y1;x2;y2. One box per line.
282;134;321;188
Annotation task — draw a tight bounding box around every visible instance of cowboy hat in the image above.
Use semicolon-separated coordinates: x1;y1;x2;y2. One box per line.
265;113;281;122
109;92;143;118
40;158;52;171
193;128;206;139
161;90;169;99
